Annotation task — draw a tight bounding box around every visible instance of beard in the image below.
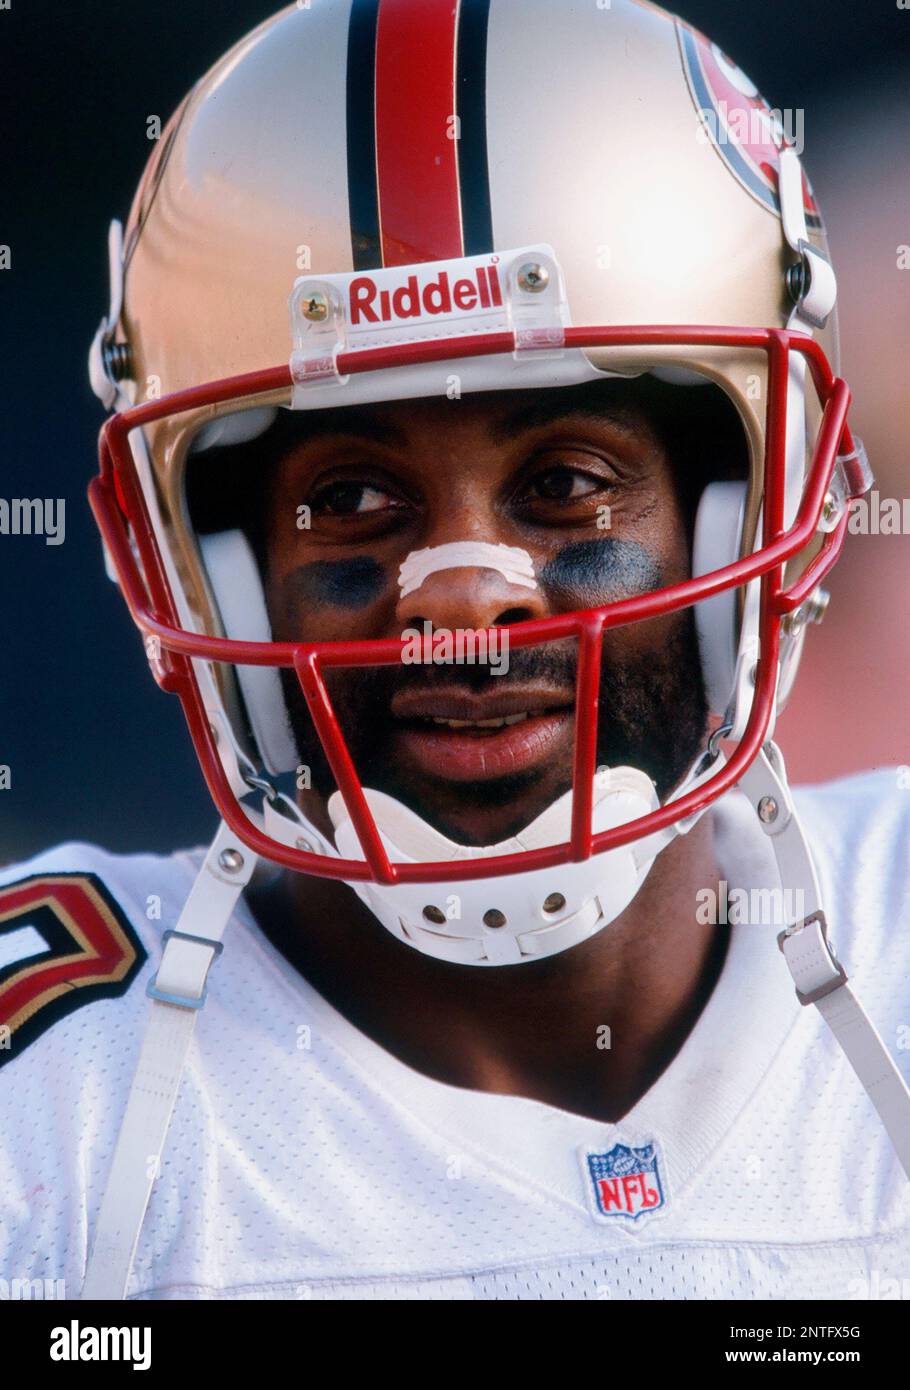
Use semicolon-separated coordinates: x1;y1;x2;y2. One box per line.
274;608;710;846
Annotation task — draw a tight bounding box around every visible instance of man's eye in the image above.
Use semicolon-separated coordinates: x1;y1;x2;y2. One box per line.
528;466;602;502
309;481;403;515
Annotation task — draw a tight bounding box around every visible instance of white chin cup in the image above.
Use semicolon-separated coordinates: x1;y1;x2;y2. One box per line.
327;767;660;966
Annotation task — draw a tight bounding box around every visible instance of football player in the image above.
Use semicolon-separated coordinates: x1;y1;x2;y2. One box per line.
2;0;909;1302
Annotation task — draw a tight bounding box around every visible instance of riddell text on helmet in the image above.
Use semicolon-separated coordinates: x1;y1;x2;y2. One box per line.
348;262;504;325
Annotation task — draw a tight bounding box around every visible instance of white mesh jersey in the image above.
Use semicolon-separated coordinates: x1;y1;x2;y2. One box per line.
1;770;909;1301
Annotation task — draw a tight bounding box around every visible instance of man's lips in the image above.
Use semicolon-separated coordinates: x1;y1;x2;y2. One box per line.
390;685;575;723
390;686;576;782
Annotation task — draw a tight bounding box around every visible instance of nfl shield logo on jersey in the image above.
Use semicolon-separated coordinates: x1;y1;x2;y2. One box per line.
584;1142;667;1223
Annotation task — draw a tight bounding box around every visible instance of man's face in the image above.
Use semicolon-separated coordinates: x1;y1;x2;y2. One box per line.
260;381;710;846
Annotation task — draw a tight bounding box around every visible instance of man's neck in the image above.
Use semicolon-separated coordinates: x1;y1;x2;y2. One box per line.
246;816;727;1124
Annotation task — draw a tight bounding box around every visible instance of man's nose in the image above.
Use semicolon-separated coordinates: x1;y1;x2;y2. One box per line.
395;549;548;633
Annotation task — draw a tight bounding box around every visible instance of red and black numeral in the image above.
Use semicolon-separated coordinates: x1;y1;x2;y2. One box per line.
0;873;146;1067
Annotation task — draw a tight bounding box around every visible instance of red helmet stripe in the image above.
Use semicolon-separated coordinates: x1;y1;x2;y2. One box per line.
374;0;465;265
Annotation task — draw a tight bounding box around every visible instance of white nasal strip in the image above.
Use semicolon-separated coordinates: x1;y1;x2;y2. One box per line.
398;542;538;598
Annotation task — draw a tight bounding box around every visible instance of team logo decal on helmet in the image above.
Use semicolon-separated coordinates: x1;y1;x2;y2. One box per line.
678;22;822;230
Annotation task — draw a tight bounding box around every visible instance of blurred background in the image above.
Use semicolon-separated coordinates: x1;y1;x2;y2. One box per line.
1;0;908;865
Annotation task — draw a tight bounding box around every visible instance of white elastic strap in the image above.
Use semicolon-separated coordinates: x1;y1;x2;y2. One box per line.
740;744;910;1180
778;918;910;1178
399;542;537;597
81;822;257;1300
814;980;910;1178
737;741;821;911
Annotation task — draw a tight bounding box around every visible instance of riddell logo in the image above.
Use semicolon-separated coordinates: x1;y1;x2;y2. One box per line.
349;263;503;326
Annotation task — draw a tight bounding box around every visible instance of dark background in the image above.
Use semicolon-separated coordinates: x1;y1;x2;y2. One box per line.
1;1;908;865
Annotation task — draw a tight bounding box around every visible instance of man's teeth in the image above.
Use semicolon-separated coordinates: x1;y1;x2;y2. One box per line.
429;713;530;730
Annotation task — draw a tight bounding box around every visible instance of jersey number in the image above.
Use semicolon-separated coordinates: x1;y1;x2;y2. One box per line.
0;873;146;1066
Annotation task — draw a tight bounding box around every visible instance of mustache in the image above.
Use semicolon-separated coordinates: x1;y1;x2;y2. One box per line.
325;641;578;702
